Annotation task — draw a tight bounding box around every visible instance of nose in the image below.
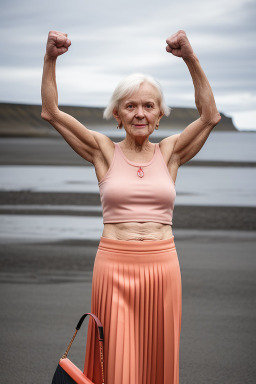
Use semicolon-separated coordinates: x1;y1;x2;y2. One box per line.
135;105;144;118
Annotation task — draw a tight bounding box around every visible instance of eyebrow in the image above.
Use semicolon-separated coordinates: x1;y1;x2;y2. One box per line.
124;99;156;105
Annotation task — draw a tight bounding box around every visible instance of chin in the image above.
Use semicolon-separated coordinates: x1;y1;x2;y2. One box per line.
133;132;150;138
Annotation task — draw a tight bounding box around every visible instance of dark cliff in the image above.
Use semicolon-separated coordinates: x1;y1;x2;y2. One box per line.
0;103;237;137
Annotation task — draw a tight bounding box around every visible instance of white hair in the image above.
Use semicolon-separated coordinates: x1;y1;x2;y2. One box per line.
103;73;171;119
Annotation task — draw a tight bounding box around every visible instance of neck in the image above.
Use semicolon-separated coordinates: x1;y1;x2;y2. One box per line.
123;134;151;152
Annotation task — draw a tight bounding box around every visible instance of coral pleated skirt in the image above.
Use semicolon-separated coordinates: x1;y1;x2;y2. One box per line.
84;236;182;384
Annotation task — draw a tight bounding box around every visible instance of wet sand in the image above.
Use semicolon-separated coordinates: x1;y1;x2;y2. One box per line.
1;191;256;231
1;138;256;383
1;231;256;384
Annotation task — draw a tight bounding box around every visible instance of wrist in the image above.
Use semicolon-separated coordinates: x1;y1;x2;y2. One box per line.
44;53;57;62
183;52;198;64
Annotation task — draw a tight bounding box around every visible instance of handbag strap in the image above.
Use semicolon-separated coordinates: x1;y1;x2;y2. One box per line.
76;313;104;341
61;313;104;384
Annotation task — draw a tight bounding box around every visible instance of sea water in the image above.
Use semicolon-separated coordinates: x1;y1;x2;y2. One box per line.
0;131;255;242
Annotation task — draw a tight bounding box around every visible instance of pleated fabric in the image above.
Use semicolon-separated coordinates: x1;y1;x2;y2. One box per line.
84;236;182;384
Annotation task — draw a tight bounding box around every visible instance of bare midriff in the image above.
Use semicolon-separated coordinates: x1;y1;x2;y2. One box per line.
102;222;173;241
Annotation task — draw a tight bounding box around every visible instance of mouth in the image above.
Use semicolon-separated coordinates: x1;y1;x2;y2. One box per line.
133;123;147;128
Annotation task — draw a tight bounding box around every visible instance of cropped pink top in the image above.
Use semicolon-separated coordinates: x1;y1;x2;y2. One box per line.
98;142;176;225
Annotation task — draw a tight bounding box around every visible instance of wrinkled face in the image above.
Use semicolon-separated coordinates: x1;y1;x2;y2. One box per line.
113;82;163;139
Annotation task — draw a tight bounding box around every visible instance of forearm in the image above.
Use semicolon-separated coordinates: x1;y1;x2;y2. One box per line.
183;53;221;125
41;54;59;120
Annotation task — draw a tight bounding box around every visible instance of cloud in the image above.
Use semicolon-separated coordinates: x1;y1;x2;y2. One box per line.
0;0;255;129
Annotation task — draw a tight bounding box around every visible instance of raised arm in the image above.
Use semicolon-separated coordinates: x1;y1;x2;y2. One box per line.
41;31;109;164
41;31;71;118
164;30;221;166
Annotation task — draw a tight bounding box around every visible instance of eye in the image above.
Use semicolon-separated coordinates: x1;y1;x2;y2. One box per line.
126;104;134;109
145;103;154;109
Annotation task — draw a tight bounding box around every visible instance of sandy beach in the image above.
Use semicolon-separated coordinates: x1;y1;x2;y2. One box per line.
1;231;256;384
1;136;256;383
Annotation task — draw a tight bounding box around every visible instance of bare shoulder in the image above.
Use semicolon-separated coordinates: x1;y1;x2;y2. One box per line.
91;130;114;148
159;134;180;164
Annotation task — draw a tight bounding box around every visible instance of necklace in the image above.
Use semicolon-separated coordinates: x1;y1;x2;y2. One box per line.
136;144;156;178
137;167;144;178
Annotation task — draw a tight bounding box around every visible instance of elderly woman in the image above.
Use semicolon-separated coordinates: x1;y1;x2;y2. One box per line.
42;30;220;384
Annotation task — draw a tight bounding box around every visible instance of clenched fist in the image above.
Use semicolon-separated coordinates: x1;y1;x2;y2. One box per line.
166;30;194;59
46;30;71;58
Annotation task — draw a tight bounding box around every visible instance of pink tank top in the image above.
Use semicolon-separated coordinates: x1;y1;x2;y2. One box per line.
98;142;176;225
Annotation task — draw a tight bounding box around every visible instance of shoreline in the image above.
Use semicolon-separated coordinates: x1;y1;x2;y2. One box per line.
1;136;255;231
1;135;256;167
0;190;255;231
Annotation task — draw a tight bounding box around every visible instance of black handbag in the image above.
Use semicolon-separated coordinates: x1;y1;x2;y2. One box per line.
52;313;104;384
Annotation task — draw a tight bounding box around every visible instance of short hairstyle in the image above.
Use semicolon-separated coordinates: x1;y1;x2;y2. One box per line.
103;73;171;119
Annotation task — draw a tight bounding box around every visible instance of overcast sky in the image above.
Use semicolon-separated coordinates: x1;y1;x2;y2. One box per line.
1;0;255;130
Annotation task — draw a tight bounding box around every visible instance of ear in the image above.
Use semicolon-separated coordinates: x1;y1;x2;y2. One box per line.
112;108;122;128
158;110;164;123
